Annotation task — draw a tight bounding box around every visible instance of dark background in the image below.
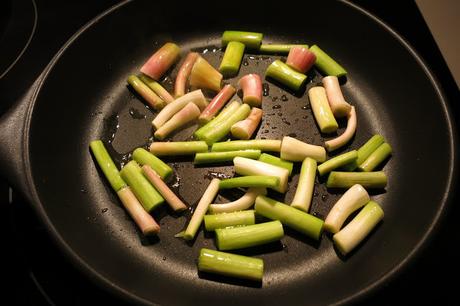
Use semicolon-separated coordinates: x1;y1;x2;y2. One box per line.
0;0;458;305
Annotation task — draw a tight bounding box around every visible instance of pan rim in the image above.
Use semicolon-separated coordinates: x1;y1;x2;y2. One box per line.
21;0;458;305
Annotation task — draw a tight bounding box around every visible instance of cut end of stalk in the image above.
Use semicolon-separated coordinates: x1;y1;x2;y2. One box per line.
140;42;181;80
190;56;223;92
286;47;316;74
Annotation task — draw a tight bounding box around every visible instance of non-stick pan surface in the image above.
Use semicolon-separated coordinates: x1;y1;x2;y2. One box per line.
0;0;456;305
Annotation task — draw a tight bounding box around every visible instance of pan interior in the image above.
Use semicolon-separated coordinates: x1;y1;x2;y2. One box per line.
26;1;454;305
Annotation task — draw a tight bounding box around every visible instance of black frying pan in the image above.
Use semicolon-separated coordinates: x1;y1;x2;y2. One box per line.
0;0;457;305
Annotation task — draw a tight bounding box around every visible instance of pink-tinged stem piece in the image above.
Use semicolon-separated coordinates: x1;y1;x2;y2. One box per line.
238;74;262;107
322;76;352;117
231;107;263;140
325;106;357;152
154;102;201;140
141;165;187;212
140;42;181;80
174;52;199;98
117;186;160;235
199;84;236;124
286;47;316;74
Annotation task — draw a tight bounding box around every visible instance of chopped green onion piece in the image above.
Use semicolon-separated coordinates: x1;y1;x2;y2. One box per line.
343;135;385;171
117;186;160;235
291;158;317;213
89;140;126;192
198;248;264;281
255;195;324;240
233;157;289;193
309;44;347;77
190;56;223;92
308;86;338;133
127;75;166;110
215;220;284;250
204;210;256;231
358;143;392;172
326;171;387;189
280;136;326;162
139;74;174;103
324;184;370;233
140;42;181;80
222;31;263;49
199;103;251;145
230;107;263;139
194;150;261;165
219;41;245;77
199;85;236;124
211;139;281;152
150;141;208;156
265;59;307;92
317;150;358;176
154;102;201;140
259;44;309;54
258;153;293;176
183;178;220;240
219;176;279;189
333;201;384;255
208;187;267;214
194;101;240;139
132;148;172;181
120;161;164;212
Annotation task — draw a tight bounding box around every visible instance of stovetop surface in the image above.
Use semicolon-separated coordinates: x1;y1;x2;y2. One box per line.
1;1;458;305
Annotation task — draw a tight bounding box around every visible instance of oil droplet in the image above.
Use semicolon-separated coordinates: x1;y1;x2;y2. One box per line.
204;171;232;180
287;133;297;138
264;129;269;133
262;83;270;96
271;96;279;102
313;191;319;197
277;112;282;116
301;105;309;110
162;256;167;261
101;208;108;213
243;59;249;66
272;105;281;109
321;194;328;201
80;188;87;193
282;118;291;125
281;95;288;101
313;211;324;219
129;107;146;119
261;136;267;139
202;48;209;54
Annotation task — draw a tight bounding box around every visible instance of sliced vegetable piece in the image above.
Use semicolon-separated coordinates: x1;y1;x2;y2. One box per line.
239;74;263;107
174;52;199;97
258;153;293;176
222;31;263;49
358;143;392;172
152;89;207;130
89;140;126;191
219;176;279;189
198;85;236;124
308;86;339;133
343;135;385;171
189;56;223;92
194;150;261;165
230;107;263;140
139;74;174;103
204;210;255;231
255;195;324;240
154;102;201;140
259;44;309;54
286;46;316;73
219;41;245;77
211;139;281;152
182;178;220;240
333;201;384;255
199;103;251;145
291;158;317;213
215;220;284;250
141;165;187;212
208;187;267;214
317;150;358;176
280;136;326;162
117;186;160;235
198;248;264;281
132;148;172;181
324;184;370;233
322;76;352;117
233;157;289;193
150;141;208;156
127;75;166;110
325;106;357;152
195;101;240;139
140;42;181;80
326;171;387;189
120;161;164;212
265;59;307;92
309;44;347;77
